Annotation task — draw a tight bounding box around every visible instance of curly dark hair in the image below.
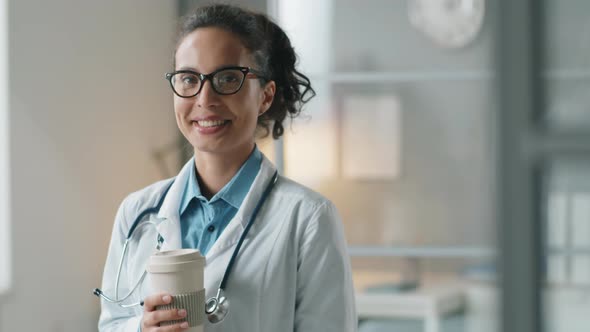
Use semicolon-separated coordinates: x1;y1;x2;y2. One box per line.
174;4;315;139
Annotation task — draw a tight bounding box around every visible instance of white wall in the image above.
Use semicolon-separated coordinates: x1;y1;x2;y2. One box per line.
0;0;10;296
0;1;178;331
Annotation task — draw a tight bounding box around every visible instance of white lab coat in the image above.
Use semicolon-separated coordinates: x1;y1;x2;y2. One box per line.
98;155;357;332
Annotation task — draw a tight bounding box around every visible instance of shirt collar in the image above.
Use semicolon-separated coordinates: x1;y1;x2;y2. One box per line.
178;161;200;215
179;146;262;214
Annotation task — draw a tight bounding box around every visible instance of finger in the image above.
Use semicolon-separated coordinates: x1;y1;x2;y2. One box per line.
152;308;187;325
143;293;172;312
144;308;187;327
155;321;190;332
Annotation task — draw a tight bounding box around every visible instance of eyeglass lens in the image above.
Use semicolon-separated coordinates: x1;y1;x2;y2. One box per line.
171;69;245;97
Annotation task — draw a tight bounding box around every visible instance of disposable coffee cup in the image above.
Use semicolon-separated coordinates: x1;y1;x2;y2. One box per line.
147;249;206;332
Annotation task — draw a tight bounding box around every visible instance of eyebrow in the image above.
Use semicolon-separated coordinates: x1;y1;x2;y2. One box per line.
176;64;243;73
176;66;197;72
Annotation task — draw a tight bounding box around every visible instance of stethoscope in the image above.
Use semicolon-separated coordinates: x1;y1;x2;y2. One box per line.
93;170;279;324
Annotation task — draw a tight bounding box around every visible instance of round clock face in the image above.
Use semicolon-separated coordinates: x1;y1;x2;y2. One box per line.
408;0;485;49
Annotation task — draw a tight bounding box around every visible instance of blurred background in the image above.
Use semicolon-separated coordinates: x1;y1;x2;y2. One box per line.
0;0;589;331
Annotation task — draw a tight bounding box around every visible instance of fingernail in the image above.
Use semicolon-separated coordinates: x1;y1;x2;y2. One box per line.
163;295;171;303
178;309;187;317
180;322;189;328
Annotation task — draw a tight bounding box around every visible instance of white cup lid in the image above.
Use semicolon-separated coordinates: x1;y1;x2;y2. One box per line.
147;249;205;273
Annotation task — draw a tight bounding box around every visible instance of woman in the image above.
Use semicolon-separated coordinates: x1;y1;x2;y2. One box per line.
98;4;356;332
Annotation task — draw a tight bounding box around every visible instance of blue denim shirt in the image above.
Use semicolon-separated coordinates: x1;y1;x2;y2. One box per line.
179;147;262;255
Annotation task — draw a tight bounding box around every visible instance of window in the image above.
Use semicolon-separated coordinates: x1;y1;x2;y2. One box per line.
271;1;498;330
547;162;590;286
0;0;10;294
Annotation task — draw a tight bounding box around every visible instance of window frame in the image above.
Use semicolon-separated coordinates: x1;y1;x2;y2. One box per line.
0;0;11;296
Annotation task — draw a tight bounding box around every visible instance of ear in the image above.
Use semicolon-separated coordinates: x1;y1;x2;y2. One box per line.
259;80;276;116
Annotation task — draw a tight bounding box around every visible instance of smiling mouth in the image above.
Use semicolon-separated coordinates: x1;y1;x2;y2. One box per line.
194;120;230;128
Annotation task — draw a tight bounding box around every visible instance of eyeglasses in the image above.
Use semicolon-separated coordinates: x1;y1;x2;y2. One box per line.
165;66;268;98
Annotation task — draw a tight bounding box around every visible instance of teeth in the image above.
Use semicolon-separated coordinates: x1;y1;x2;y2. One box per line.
197;120;227;127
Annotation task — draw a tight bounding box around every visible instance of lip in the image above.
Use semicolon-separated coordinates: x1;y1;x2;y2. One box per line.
190;117;231;135
191;115;229;122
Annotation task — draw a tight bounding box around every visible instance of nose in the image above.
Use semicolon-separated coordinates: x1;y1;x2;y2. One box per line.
196;79;220;108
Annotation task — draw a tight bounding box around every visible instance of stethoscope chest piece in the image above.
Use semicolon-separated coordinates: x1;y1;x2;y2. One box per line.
206;289;229;323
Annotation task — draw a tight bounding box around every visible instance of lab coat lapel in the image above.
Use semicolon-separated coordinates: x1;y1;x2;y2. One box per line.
156;158;194;251
205;156;277;261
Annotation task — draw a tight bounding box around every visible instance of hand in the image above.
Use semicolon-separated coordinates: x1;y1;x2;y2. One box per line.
141;293;189;331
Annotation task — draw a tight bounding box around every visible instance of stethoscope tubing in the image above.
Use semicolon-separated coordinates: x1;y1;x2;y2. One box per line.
94;170;279;316
217;171;278;291
94;180;174;307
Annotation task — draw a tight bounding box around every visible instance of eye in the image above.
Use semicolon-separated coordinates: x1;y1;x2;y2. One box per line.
216;71;241;84
177;73;199;86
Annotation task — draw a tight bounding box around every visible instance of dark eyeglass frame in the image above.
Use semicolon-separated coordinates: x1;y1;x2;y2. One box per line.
164;66;269;98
